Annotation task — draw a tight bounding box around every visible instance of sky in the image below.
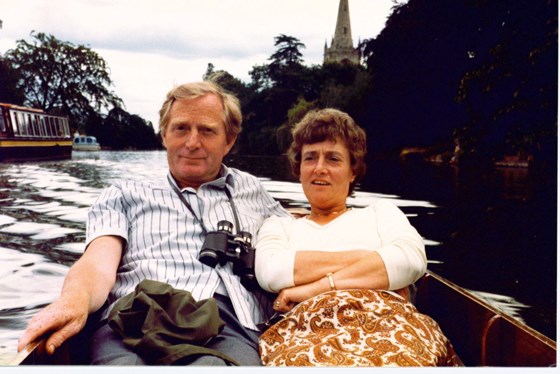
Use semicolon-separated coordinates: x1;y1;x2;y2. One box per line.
0;0;400;128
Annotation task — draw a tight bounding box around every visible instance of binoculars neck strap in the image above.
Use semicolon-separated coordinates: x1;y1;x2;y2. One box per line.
167;175;242;234
223;187;241;233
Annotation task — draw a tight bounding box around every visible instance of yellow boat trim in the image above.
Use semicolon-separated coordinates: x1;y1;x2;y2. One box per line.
0;140;72;147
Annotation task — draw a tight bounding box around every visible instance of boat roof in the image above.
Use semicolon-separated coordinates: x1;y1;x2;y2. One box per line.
0;102;45;113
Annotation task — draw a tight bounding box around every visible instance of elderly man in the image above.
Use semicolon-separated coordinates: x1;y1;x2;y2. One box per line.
18;80;290;365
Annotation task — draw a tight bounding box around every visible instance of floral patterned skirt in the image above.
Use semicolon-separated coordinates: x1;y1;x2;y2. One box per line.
259;289;461;367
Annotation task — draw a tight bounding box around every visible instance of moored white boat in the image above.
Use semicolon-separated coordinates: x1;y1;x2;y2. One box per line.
72;135;101;151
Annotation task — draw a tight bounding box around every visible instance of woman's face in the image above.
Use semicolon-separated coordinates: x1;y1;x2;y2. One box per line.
299;138;356;212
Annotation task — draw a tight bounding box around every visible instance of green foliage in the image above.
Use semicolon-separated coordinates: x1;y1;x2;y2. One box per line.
287;97;317;125
269;34;306;68
3;31;123;131
248;64;273;92
276;97;317;153
227;33;374;155
203;64;252;108
2;31;161;150
317;64;372;116
0;57;24;104
95;107;161;150
360;0;557;168
238;35;316;154
453;0;557;165
266;35;308;93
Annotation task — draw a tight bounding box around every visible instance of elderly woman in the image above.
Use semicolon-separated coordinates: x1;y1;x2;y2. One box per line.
255;109;458;367
255;108;426;308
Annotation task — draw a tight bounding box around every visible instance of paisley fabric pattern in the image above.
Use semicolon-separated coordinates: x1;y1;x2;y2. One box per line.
259;289;461;367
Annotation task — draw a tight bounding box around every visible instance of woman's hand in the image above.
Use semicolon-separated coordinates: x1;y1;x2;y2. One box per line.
273;277;328;312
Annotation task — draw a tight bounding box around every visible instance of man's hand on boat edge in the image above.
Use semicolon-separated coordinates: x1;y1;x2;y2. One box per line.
17;294;89;355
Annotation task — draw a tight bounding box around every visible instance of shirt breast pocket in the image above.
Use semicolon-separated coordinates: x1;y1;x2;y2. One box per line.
234;205;265;236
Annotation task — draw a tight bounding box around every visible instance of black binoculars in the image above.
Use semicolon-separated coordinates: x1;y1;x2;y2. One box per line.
199;220;258;290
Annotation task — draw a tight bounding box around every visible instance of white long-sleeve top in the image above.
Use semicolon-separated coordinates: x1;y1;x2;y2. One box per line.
255;199;427;293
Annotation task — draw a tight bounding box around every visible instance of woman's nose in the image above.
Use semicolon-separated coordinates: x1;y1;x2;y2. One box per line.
313;159;327;174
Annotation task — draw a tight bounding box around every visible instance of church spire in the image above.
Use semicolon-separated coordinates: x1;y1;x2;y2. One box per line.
323;0;360;65
332;0;354;49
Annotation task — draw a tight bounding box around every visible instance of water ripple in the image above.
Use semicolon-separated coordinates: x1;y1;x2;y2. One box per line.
0;246;68;362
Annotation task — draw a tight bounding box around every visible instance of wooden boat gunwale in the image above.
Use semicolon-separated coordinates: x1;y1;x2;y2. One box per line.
15;270;557;366
414;271;556;367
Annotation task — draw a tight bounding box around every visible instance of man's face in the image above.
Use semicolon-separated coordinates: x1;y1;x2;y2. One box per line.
162;94;235;189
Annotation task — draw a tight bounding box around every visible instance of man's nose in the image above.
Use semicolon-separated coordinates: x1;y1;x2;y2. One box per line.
185;131;201;149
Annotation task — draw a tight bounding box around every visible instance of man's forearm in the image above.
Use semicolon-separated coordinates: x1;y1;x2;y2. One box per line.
63;235;123;312
60;258;114;313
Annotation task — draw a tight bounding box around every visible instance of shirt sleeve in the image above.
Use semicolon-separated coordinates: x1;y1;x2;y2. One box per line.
255;179;292;220
255;215;296;293
371;200;427;290
85;182;129;248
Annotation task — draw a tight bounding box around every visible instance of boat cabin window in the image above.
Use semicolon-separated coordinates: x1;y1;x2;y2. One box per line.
17;112;29;136
9;111;19;134
73;136;98;144
0;111;6;132
31;115;41;136
46;117;56;137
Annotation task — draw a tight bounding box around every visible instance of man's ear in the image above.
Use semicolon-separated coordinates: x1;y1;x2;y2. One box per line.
224;135;237;155
160;131;167;149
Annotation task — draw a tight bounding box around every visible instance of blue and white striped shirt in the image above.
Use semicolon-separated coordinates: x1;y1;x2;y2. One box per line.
85;165;291;330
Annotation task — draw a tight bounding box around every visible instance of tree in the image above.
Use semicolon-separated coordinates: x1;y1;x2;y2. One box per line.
248;64;273;92
359;0;556;169
3;31;123;131
317;64;372;116
97;107;161;150
240;35;312;155
267;34;307;87
276;97;317;153
361;0;473;157
269;34;306;67
0;57;24;104
203;65;251;109
454;0;557;166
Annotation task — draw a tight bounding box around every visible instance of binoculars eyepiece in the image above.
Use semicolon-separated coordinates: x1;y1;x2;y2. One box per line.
199;220;258;290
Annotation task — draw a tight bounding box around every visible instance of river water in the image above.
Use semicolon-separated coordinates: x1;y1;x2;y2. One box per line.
0;150;556;364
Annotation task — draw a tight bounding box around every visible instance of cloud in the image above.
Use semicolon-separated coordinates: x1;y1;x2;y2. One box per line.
0;0;398;127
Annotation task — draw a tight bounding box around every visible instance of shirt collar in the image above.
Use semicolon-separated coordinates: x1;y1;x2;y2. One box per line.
164;164;234;192
202;164;235;190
